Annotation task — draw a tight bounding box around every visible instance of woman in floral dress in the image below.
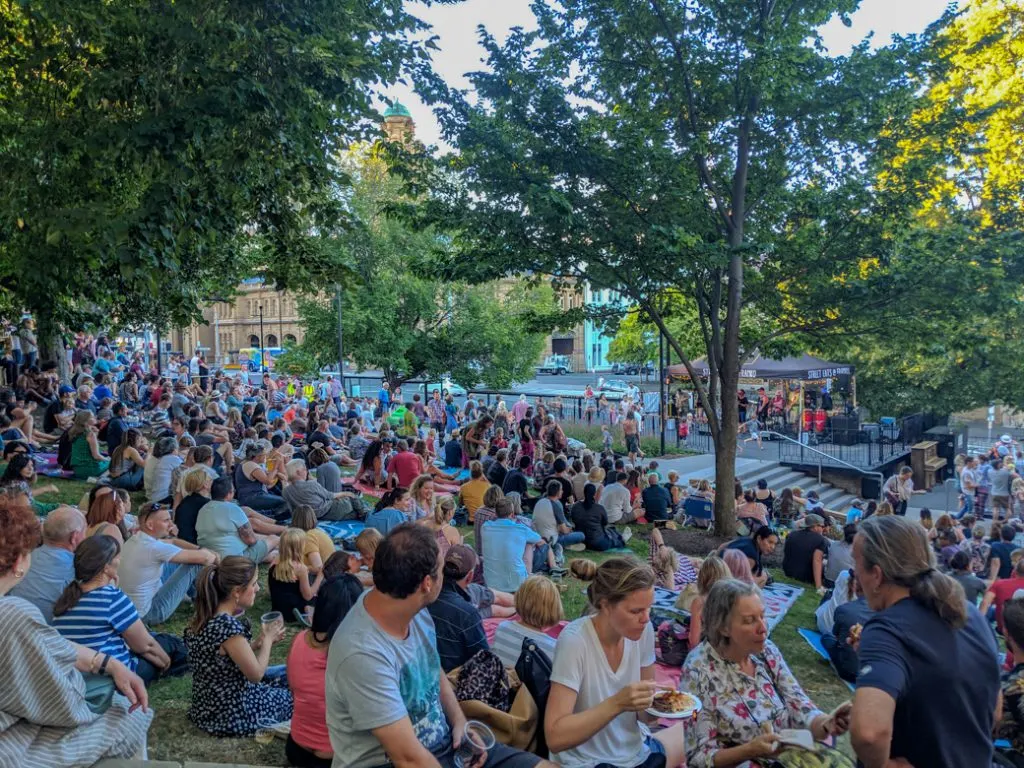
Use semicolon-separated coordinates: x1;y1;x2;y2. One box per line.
683;580;851;767
184;556;292;736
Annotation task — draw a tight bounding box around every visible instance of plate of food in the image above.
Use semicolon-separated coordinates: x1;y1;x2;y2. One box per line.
647;689;702;719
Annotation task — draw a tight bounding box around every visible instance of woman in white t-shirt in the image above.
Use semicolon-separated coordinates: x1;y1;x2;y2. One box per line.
545;557;686;768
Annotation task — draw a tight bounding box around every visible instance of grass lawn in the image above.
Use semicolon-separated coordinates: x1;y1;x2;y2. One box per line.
33;477;853;765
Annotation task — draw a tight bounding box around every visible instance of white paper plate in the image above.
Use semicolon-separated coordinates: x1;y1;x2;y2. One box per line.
647;693;703;719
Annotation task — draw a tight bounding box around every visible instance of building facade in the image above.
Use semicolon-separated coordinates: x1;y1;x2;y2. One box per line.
170;278;304;366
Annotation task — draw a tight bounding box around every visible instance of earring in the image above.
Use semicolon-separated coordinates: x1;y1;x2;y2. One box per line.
14;570;24;578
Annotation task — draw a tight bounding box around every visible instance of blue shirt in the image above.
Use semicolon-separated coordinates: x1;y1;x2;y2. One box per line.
426;581;489;673
9;545;74;623
990;541;1016;579
857;599;998;767
377;388;390;408
365;507;407;536
93;384;113;401
724;536;764;576
481;518;541;592
52;584;140;669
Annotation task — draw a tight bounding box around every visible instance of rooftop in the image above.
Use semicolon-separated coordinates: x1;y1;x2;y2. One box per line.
383;101;412;119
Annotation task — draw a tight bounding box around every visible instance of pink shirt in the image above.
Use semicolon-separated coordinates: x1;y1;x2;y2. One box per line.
287;631;331;753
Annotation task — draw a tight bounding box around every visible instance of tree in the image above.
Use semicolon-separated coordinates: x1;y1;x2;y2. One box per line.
288;149;553;389
416;0;961;534
0;0;449;371
818;0;1024;415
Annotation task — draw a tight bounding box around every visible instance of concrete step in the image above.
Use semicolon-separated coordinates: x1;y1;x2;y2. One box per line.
736;462;780;483
817;487;851;506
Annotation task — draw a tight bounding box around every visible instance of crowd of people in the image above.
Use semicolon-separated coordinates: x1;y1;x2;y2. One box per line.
0;338;1020;768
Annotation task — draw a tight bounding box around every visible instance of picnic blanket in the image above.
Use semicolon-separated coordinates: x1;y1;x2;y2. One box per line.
318;520;366;542
797;628;856;692
434;463;471;482
651;582;803;635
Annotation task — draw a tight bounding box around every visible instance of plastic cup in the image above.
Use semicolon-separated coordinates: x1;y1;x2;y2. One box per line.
260;611;283;628
453;720;495;768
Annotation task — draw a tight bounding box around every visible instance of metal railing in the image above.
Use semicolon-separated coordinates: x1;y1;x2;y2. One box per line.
760;430;884;497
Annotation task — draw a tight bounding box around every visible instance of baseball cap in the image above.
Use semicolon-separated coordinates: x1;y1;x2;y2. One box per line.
803;513;826;529
58;385;75;395
443;544;478;580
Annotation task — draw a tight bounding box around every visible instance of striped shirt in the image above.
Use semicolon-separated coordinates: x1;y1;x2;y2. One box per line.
52;585;139;670
491;620;557;669
0;596;152;764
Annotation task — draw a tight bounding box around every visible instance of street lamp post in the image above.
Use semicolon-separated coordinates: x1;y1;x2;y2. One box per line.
258;304;266;373
335;284;345;395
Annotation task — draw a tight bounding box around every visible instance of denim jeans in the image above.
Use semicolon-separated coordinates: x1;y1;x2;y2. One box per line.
110;465;144;491
142;561;202;626
557;531;586;547
241;492;289;521
956;492;975;520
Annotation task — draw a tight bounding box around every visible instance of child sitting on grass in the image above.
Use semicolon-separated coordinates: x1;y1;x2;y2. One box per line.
269;528;324;624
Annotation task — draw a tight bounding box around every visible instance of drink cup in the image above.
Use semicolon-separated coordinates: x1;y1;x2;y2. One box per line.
453;720;495;768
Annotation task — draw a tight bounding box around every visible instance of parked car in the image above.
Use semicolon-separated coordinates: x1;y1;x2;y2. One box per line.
426;378;467;397
611;361;655;376
599;379;630;393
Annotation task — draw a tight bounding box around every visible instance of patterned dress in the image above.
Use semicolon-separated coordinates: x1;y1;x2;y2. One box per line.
184;612;292;736
0;596;151;764
683;639;824;768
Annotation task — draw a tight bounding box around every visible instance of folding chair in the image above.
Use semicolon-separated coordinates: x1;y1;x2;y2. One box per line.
681;496;714;527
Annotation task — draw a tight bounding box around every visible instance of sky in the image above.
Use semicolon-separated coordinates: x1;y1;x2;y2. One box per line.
388;0;958;150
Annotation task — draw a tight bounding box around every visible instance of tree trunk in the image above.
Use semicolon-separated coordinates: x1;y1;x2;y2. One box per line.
37;311;71;383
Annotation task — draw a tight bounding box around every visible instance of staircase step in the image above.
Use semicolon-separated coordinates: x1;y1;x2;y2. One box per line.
736;462;780;483
818;487;851;506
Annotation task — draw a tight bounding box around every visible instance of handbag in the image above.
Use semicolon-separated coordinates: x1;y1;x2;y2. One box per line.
764;744;855;767
454;650;512;712
515;638;553;756
656;620;689;666
446;658;539;753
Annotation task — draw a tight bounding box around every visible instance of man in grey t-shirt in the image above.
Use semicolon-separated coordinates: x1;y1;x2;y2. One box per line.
989;458;1012;521
325;524;553;768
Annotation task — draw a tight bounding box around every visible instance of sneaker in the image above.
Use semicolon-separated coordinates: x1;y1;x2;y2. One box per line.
566;543;587;551
553;542;565;565
622;526;633;544
549;566;569;578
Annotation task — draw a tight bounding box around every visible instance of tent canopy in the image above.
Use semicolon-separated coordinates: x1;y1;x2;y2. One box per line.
666;353;853;381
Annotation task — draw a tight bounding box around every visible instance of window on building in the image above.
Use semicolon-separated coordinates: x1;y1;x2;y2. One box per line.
266;334;278;348
249;334;260;346
284;333;297;345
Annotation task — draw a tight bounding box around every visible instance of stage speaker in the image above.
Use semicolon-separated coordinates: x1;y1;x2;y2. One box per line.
836;374;851;397
831;414;860;445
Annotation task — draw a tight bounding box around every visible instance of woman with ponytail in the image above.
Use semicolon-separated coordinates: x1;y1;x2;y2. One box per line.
850;515;1000;768
52;536;187;685
184;556;292;736
108;428;147;491
363;486;411;535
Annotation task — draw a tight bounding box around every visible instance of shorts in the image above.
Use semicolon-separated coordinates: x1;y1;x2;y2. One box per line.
467;583;495;619
242;540;269;563
596;735;666;768
432;740;543;768
626;434;640;454
532;542;551;574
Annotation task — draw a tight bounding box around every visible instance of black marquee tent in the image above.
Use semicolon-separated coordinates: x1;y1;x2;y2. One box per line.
665;353;853;381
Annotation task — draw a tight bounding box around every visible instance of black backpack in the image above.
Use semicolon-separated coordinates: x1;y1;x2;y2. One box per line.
515;638;552;757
